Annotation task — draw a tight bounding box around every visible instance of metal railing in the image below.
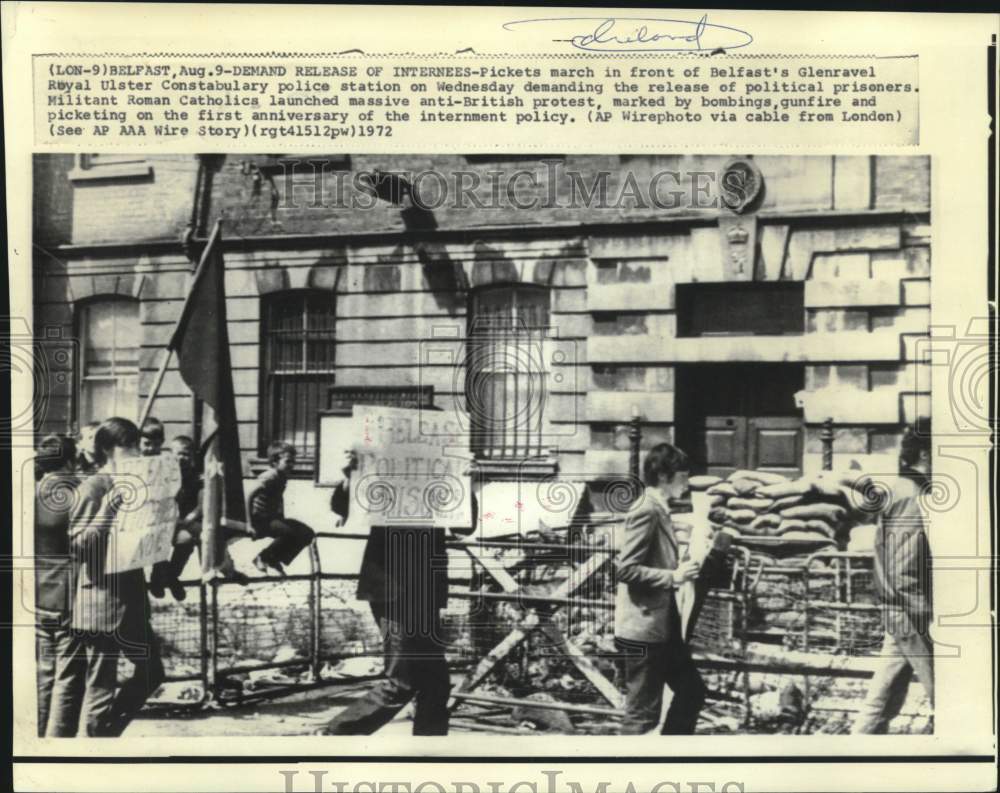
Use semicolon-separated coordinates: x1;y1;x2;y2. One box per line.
147;527;889;731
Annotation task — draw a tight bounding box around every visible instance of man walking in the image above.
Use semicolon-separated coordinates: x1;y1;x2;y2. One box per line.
319;452;454;736
613;442;709;735
854;423;935;734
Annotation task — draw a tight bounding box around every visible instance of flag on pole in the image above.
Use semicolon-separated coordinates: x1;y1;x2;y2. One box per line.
169;220;246;576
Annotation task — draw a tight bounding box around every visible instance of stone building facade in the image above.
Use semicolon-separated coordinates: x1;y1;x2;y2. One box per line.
33;153;931;505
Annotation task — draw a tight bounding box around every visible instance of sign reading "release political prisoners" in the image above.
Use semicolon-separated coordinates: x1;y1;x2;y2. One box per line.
350;405;472;528
107;453;182;573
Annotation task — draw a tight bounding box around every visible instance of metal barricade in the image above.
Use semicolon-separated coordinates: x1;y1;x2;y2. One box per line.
147;529;919;734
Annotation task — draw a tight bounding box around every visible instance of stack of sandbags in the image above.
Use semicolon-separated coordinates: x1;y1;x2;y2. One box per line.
698;469;854;547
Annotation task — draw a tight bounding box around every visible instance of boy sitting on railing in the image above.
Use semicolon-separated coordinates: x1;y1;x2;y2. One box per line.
247;441;316;576
149;435;203;600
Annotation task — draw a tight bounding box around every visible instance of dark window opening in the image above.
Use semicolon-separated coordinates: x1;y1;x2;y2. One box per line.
677;282;805;337
260;290;336;462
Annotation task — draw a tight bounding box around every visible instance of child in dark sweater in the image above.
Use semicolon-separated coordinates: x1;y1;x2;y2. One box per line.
247;441;316;575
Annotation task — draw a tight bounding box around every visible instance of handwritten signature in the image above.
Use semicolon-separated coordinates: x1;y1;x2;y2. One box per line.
503;15;753;53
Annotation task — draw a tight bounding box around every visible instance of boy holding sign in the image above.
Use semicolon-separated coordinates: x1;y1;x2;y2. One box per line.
67;417;168;737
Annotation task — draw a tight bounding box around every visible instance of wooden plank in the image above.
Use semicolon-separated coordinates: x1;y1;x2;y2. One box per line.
538;618;624;709
449;622;537;705
450;542;612;703
461;544;520;593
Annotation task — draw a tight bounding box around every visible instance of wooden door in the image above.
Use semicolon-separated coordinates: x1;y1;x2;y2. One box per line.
677;364;804;479
703;415;748;479
748;416;803;478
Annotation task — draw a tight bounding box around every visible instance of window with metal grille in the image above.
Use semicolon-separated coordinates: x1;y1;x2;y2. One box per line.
466;284;550;460
260;290;336;461
77;297;140;424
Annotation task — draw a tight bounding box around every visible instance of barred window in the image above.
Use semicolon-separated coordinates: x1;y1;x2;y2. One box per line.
466;284;550;460
260;290;336;461
77;297;140;424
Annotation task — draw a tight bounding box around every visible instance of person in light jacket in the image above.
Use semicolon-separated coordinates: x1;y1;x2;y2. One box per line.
614;442;719;735
69;417;165;736
853;423;935;733
34;434;83;737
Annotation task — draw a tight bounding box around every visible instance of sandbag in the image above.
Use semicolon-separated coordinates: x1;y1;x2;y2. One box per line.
775;519;808;534
708;494;727;508
728;496;775;512
727;469;790;486
706;482;739;498
731;479;760;496
756;480;812;499
688;474;724;491
708;507;729;525
779;503;847;524
725;508;757;525
749;513;782;531
803;520;837;540
777;529;836;545
765;494;806;513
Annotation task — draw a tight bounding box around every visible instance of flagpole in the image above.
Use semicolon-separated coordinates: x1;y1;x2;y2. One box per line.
136;219;224;428
138;348;173;426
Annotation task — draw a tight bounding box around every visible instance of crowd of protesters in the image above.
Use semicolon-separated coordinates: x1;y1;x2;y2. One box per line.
33;416;317;738
35;415;933;739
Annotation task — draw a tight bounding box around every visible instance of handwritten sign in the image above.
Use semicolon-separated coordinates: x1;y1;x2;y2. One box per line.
107;454;182;573
349;404;471;529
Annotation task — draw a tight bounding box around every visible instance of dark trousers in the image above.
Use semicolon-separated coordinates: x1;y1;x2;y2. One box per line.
616;605;707;735
150;526;201;589
78;614;166;737
854;631;935;734
36;615;86;737
256;518;315;567
322;602;450;736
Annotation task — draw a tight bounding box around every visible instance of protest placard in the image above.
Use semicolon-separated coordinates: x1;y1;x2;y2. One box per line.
348;404;471;528
107;453;182;573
